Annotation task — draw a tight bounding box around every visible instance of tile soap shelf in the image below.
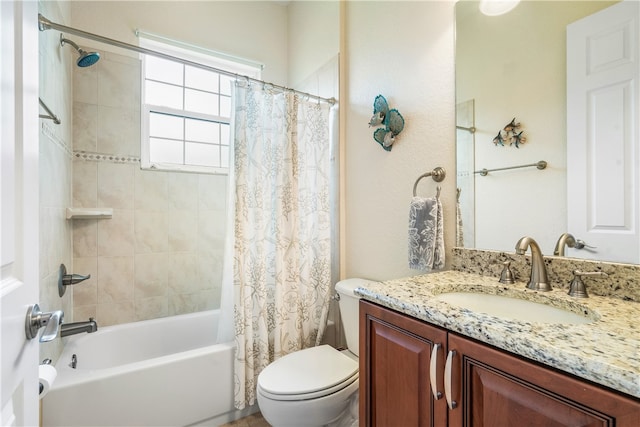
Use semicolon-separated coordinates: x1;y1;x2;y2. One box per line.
66;208;113;219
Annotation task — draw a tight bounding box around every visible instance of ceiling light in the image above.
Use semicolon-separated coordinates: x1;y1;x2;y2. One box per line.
479;0;520;16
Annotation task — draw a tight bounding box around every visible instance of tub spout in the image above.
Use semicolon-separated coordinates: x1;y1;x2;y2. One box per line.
61;318;98;337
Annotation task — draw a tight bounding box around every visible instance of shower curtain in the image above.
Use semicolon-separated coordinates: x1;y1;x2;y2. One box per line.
225;81;334;409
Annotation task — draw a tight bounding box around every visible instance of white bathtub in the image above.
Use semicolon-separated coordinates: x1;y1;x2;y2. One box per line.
42;310;256;426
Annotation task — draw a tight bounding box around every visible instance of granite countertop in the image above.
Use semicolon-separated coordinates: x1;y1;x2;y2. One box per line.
355;270;640;398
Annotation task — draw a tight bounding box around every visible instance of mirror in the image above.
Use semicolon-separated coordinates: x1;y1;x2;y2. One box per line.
454;0;630;262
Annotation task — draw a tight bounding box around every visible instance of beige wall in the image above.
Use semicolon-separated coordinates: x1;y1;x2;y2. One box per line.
288;1;340;89
343;1;456;281
39;0;74;363
70;1;289;85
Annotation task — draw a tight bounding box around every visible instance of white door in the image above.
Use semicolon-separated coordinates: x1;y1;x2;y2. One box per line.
567;0;640;263
1;1;40;426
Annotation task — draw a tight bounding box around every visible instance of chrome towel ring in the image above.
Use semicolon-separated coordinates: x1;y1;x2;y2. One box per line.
413;167;446;197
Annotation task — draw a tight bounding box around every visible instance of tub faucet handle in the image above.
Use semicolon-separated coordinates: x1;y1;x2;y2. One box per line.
58;264;91;297
63;273;90;285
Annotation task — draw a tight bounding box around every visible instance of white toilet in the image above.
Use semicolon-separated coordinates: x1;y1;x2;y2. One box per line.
256;278;372;427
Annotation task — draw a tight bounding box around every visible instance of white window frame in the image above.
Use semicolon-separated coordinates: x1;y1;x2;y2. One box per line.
141;106;232;175
139;35;261;174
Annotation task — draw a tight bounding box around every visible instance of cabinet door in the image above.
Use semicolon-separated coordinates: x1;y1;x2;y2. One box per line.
447;333;640;427
360;301;448;427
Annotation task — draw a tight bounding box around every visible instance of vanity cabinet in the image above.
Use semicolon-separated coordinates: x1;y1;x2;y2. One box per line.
359;300;640;427
358;299;448;426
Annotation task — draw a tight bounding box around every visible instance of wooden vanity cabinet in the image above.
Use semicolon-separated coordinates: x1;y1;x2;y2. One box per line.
359;299;448;426
360;300;640;427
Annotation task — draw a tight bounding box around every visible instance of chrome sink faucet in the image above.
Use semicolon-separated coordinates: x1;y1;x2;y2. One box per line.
553;233;576;256
60;318;98;337
553;232;595;256
515;236;552;291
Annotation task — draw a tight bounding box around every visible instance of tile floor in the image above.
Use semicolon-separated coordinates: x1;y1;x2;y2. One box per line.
220;412;270;427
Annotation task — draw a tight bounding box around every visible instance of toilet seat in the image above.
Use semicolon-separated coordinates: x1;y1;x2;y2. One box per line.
258;345;358;401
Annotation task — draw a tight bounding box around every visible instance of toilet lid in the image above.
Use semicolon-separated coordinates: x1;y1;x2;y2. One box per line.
258;345;358;400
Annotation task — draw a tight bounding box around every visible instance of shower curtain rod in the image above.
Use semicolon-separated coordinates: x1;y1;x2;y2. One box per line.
38;14;336;105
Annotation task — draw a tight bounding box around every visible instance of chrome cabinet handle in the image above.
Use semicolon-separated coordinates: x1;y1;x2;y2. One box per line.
429;343;442;399
444;350;458;409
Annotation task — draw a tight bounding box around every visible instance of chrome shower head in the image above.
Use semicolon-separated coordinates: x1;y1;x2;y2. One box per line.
60;34;100;68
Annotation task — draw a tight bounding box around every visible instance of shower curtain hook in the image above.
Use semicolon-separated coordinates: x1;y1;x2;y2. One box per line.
436;186;441;199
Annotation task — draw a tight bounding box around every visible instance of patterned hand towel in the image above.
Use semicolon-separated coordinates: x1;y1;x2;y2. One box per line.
456;188;464;247
409;196;445;271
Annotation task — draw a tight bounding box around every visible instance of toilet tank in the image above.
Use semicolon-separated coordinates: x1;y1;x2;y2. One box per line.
335;278;376;357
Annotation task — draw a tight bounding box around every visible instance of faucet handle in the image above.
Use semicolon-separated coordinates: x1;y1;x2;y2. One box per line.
62;273;91;285
574;240;596;250
568;270;608;298
58;264;91;297
498;261;515;284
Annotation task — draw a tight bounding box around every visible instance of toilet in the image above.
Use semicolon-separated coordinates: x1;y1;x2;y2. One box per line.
256;278;372;427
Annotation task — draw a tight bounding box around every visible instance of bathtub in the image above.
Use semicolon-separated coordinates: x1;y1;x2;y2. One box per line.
42;310;256;426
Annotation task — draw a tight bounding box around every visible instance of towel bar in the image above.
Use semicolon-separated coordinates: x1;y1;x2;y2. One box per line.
475;160;546;176
39;98;61;124
413;167;446;196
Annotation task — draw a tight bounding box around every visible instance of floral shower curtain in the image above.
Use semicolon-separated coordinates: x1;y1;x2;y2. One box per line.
231;81;334;409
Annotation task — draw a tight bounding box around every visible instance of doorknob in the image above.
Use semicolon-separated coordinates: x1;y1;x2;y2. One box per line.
25;304;64;342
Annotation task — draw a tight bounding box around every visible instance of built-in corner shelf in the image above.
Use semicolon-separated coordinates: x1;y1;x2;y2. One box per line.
66;207;113;220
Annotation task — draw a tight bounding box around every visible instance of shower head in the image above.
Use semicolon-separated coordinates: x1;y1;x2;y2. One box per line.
60;34;100;68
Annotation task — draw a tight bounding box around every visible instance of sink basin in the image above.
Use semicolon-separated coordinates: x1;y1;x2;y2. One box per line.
433;292;594;324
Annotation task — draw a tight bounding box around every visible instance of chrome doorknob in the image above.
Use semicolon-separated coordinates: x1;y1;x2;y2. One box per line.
25;304;64;342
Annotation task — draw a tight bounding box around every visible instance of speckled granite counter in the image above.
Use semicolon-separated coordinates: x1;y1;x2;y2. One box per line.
355;270;640;399
452;247;640;302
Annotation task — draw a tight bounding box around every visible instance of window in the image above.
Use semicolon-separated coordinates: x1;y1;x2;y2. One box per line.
140;36;261;173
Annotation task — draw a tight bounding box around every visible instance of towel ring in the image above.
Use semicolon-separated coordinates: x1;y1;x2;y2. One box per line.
413;167;446;197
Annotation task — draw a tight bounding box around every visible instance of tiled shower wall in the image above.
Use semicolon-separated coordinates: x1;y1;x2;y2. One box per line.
39;0;74;362
71;50;226;327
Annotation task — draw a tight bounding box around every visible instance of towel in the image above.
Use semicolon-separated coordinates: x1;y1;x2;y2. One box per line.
409;196;445;270
456;188;464;247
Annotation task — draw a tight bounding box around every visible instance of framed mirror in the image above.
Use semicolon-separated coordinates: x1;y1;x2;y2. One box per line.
454;0;638;263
